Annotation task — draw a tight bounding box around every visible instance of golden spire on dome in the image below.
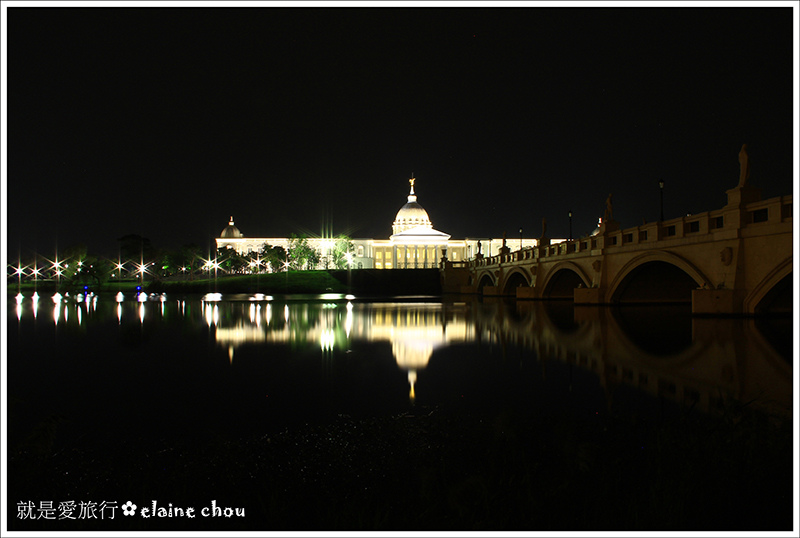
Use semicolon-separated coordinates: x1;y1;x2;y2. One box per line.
409;174;415;195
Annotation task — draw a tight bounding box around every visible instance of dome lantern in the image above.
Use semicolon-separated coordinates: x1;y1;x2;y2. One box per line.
392;176;433;235
220;216;243;238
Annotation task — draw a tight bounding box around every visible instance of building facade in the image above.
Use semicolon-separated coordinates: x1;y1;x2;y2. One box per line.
216;177;544;270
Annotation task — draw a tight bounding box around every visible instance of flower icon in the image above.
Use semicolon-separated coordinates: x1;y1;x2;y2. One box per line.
122;501;137;516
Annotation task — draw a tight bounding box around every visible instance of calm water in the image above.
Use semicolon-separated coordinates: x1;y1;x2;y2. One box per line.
6;291;794;530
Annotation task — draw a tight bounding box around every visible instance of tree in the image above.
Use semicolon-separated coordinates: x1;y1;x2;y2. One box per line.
216;247;247;274
261;243;288;272
287;234;320;271
330;235;355;269
180;244;202;280
117;235;155;264
74;257;112;288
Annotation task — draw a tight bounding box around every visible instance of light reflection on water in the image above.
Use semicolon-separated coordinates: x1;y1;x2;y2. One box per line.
9;292;793;418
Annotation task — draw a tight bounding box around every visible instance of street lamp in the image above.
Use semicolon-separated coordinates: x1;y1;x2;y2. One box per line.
568;210;573;241
519;227;523;250
658;179;665;221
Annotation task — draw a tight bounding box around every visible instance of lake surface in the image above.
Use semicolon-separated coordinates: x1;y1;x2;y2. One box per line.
6;291;795;531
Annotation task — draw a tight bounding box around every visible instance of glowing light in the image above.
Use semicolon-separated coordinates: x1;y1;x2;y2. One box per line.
345;303;353;338
117;303;122;323
137;292;148;302
52;293;63;303
320;328;335;351
32;292;40;302
15;293;24;305
202;293;222;302
345;294;355;300
139;303;145;323
203;258;220;272
408;370;417;403
284;304;289;323
54;305;60;325
116;292;125;303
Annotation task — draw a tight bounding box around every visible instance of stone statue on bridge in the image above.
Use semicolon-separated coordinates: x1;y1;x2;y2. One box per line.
604;194;613;222
499;232;511;256
738;143;751;187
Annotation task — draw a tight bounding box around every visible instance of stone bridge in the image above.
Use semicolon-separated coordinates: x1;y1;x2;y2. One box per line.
441;183;792;315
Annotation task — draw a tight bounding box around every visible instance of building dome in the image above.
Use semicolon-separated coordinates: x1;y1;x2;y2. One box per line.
221;216;243;238
393;178;433;235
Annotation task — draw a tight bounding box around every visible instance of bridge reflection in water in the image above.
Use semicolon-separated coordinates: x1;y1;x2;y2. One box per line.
203;296;791;418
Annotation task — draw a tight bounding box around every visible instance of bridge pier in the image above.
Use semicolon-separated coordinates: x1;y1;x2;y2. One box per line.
692;288;739;315
573;287;603;305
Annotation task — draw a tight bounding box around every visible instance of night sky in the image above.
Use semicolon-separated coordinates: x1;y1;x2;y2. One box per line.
4;5;796;257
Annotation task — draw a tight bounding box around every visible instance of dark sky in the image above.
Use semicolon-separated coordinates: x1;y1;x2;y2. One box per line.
5;5;796;257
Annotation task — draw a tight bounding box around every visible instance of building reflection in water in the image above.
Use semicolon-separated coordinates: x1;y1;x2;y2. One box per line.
10;293;792;416
202;296;791;416
210;299;474;402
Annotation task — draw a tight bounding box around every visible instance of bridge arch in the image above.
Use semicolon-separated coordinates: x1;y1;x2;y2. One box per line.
608;251;712;304
539;261;591;299
501;268;530;295
743;256;792;315
476;271;496;291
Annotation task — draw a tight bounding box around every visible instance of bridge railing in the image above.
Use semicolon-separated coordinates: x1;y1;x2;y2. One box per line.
459;194;791;270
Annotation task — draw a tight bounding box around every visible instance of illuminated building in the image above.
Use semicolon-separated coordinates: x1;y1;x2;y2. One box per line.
216;176;545;269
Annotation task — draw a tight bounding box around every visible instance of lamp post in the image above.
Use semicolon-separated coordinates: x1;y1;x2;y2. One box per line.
659;179;665;221
568;210;573;241
519;227;523;250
